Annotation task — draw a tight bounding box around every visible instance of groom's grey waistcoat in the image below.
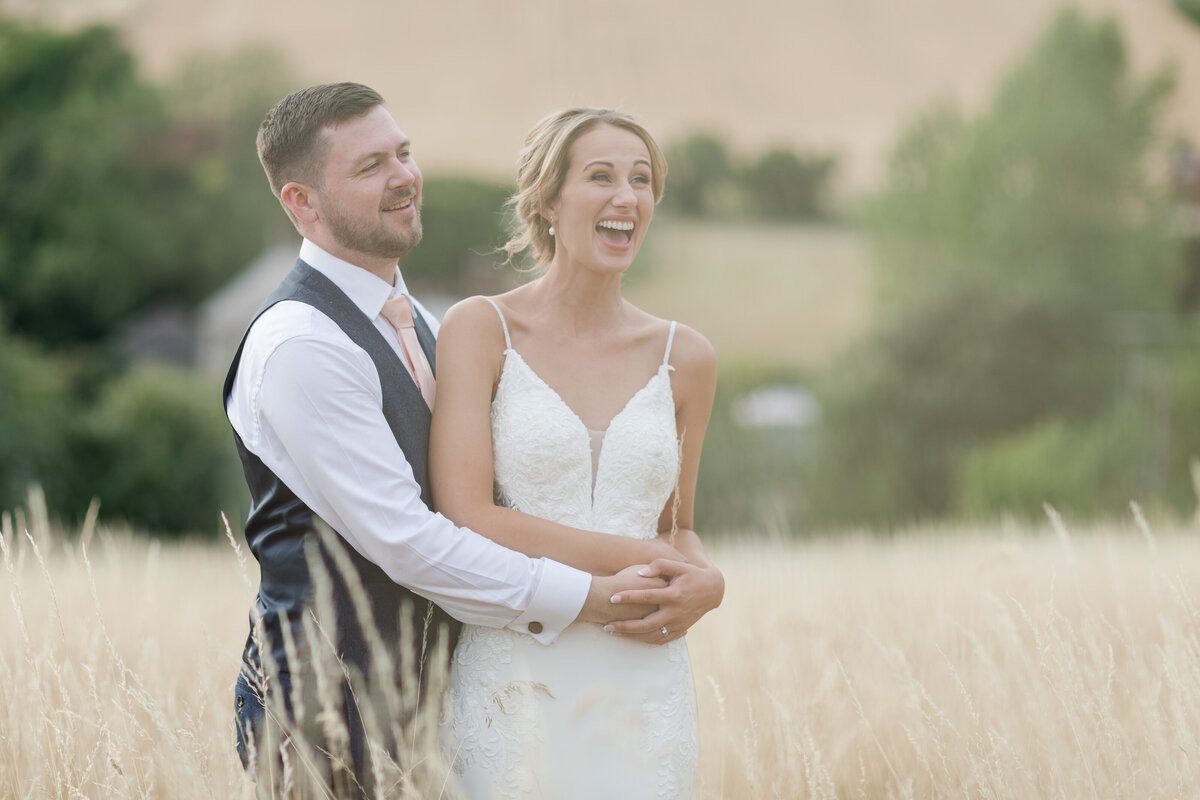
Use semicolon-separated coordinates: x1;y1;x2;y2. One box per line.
222;259;459;686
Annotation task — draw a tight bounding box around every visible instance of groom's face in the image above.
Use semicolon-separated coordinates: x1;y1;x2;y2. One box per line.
312;105;424;263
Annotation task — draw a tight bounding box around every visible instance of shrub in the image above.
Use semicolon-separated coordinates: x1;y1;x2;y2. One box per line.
400;176;513;288
80;364;244;535
954;409;1154;521
0;331;74;511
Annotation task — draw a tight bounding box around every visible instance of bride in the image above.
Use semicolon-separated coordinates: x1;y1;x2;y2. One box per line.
430;108;721;799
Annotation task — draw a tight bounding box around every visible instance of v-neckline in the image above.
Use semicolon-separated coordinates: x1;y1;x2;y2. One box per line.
500;348;668;437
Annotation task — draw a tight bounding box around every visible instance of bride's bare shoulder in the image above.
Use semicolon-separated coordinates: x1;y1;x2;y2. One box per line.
438;294;514;352
621;303;715;375
666;321;716;377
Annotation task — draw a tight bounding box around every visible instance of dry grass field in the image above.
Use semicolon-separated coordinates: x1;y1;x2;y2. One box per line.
4;492;1200;799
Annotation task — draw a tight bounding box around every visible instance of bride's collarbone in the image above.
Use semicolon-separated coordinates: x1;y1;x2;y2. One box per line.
496;310;672;420
506;347;667;432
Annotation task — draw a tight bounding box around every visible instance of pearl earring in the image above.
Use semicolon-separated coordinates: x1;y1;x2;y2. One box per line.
548;216;555;237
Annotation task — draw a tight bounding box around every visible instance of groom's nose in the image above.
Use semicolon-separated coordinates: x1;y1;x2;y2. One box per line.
388;158;420;189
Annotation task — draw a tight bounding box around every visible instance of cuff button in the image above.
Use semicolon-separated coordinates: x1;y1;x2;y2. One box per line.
528;621;543;634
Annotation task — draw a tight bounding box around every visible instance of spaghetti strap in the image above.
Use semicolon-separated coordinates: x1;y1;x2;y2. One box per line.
481;296;512;350
662;320;678;368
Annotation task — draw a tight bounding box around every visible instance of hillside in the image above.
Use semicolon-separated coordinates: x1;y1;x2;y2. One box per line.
7;0;1200;194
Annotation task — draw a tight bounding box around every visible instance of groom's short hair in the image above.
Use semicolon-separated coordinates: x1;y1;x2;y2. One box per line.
257;82;384;209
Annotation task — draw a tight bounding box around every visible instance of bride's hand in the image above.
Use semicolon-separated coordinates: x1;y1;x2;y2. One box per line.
603;559;724;645
579;565;663;625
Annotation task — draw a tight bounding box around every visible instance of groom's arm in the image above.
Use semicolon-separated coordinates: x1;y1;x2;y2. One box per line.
232;306;649;643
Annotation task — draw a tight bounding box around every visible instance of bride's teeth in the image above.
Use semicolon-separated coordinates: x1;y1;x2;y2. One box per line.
598;220;634;231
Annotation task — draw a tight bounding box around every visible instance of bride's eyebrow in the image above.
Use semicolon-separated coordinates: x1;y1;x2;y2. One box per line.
582;159;652;170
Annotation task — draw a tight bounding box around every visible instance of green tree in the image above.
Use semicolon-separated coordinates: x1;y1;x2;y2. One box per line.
0;20;164;344
0;18;285;346
158;47;295;298
742;148;836;221
78;364;244;535
807;11;1180;527
659;133;734;217
0;16;288;532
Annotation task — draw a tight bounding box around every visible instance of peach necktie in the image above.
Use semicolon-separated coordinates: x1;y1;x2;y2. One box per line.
380;294;436;410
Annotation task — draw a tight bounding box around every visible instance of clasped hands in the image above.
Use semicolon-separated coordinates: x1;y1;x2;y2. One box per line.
581;529;724;645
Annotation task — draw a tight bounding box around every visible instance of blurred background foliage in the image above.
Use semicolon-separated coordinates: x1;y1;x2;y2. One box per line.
800;10;1194;529
0;21;288;346
0;17;287;533
658;133;837;222
1176;0;1200;29
1;8;1198;537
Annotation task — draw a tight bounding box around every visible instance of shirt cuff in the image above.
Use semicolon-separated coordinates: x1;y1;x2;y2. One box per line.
508;558;590;644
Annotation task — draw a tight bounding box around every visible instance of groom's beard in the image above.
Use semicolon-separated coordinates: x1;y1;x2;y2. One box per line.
323;189;423;260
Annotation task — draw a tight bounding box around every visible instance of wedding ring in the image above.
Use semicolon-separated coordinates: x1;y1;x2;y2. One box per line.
660;626;669;638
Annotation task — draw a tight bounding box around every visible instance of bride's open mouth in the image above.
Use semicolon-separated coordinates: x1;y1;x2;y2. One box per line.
596;219;634;246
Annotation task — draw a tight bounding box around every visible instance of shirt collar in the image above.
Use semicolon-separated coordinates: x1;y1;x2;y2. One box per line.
299;239;411;320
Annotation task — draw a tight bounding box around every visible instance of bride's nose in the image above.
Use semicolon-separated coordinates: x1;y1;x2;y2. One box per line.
612;180;637;208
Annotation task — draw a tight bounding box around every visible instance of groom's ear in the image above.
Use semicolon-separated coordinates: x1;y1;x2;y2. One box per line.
280;182;319;225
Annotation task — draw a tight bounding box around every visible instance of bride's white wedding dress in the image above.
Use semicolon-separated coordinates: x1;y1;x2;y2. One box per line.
440;298;698;799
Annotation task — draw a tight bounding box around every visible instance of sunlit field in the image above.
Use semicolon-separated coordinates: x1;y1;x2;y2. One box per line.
630;221;872;371
3;494;1200;799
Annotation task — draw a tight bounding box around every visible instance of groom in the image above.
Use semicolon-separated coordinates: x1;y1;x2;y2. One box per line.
224;82;721;795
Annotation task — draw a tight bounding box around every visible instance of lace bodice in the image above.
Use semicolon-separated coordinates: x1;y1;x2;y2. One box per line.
487;299;681;539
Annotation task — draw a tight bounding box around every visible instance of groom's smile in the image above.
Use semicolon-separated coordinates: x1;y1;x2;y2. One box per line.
382;189;417;215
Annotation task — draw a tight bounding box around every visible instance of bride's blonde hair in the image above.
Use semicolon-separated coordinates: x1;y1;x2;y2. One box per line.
502;108;668;269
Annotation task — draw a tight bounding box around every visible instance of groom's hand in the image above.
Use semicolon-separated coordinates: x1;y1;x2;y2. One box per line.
578;565;663;625
603;559;724;645
642;533;688;564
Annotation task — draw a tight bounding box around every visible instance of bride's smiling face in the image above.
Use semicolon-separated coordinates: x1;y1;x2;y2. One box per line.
546;124;656;275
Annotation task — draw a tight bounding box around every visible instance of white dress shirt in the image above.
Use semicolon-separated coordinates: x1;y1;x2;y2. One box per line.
227;239;589;643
